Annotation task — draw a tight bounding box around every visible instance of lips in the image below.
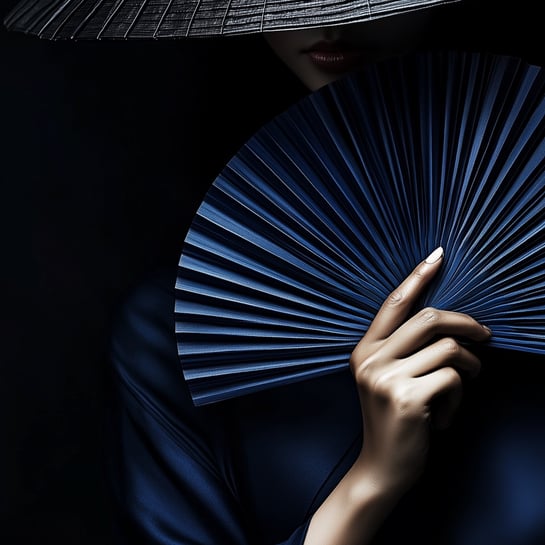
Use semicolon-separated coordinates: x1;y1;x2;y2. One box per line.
303;40;364;73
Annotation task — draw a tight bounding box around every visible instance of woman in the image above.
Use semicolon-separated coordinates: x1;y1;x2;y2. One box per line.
5;1;545;544
108;22;545;545
105;14;544;545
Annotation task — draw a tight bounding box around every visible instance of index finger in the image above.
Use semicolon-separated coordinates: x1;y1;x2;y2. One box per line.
364;246;444;342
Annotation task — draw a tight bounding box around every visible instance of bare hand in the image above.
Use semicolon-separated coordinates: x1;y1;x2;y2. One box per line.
350;247;491;495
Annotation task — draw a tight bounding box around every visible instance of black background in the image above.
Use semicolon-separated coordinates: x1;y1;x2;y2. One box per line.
1;1;543;543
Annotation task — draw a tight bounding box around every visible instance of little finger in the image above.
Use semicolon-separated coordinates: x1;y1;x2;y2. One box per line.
413;366;464;430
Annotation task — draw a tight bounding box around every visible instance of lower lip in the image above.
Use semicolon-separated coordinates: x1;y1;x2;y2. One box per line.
306;50;364;73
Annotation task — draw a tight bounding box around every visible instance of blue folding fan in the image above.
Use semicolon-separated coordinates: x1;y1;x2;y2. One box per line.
175;49;545;406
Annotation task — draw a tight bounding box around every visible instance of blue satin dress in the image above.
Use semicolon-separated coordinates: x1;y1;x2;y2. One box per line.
106;267;545;545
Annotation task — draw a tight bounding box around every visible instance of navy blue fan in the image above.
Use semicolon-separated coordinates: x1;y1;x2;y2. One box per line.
175;49;545;406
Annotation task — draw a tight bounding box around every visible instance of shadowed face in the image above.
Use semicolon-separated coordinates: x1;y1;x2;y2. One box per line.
263;10;434;91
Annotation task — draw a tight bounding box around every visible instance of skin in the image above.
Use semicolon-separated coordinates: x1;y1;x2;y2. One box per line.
304;248;491;544
265;26;492;542
263;11;434;91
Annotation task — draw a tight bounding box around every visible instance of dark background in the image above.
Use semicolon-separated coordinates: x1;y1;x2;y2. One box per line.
1;1;543;544
0;9;304;543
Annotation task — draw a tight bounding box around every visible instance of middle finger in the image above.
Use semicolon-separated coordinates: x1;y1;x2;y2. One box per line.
379;307;491;361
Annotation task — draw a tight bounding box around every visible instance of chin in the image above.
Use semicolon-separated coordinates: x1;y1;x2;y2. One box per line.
298;69;356;92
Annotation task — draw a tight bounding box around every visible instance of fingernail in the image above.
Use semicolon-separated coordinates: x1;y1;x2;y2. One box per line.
425;246;444;264
482;325;492;336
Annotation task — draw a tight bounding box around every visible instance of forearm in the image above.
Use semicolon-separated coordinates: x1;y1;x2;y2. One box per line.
303;459;403;545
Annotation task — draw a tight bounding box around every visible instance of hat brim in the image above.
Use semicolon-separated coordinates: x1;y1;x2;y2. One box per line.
4;0;460;40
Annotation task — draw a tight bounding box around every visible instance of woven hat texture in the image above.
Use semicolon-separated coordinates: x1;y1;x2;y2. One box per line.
4;0;460;40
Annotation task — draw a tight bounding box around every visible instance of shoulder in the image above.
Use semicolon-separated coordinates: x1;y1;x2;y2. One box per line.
109;266;203;422
110;267;177;380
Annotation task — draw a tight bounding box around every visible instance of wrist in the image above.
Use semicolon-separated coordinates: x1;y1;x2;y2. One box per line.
303;456;409;545
346;458;408;511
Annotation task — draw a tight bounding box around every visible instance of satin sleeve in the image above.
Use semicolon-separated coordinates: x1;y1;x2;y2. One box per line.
105;269;311;545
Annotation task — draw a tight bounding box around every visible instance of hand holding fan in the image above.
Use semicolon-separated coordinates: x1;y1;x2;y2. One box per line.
175;49;545;406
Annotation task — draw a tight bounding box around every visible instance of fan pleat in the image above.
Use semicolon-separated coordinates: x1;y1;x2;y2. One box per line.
176;50;545;405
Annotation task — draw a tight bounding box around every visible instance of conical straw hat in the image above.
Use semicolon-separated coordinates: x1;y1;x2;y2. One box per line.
4;0;460;40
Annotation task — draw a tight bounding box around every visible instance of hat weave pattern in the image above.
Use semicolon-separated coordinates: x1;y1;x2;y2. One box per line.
4;0;460;40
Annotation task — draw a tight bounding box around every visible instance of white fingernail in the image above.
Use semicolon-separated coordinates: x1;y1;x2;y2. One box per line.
425;246;444;264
